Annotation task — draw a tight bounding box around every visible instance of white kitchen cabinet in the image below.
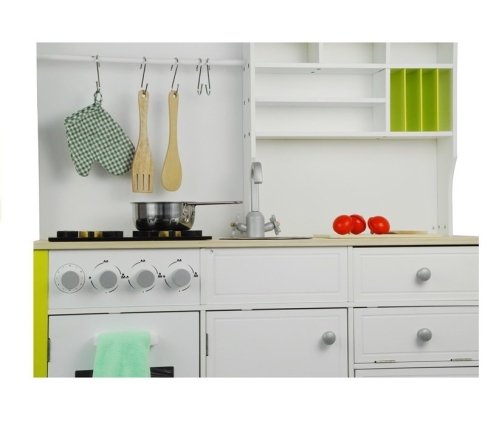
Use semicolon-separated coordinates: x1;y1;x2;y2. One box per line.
203;247;348;305
352;246;479;302
353;306;479;364
206;308;348;377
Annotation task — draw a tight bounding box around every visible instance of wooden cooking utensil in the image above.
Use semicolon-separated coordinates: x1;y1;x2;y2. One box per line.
131;90;154;192
161;90;182;191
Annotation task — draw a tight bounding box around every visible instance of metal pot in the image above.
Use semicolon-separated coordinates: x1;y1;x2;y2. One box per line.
132;201;242;231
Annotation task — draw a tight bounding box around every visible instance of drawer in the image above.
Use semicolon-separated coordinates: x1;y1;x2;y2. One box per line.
354;306;478;363
352;246;478;301
203;247;348;305
355;367;478;377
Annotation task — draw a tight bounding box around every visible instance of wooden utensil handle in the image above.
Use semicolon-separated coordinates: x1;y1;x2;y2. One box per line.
138;90;149;140
168;90;179;140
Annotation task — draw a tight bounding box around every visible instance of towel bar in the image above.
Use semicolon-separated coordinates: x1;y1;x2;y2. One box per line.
93;333;158;346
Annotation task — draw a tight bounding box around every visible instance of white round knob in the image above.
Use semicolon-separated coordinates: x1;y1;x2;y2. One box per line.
129;264;157;291
91;263;121;292
417;267;432;281
165;262;194;291
55;264;85;293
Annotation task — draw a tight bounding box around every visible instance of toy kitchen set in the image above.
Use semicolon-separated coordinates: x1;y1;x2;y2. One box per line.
34;43;479;378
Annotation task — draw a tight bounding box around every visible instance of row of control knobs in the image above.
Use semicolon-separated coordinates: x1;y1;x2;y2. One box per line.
54;260;197;293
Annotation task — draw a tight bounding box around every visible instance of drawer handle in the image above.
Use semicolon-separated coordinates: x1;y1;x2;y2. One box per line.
322;331;336;345
417;328;432;342
416;267;432;282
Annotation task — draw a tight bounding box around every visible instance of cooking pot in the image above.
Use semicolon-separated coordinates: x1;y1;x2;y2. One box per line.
132;201;242;231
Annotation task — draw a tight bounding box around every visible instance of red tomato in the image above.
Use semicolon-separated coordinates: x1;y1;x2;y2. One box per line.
368;216;390;234
332;215;353;235
350;214;366;234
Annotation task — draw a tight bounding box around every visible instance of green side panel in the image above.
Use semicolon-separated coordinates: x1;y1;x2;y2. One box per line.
438;69;452;131
34;250;49;378
405;69;422;131
390;69;406;131
422;69;438;131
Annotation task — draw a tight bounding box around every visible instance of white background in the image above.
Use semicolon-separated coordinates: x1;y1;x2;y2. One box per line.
0;1;498;429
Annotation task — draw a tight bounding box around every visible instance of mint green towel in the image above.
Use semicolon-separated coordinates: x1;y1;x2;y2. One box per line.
93;331;151;378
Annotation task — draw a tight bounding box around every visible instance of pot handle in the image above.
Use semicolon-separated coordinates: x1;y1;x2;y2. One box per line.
185;201;243;206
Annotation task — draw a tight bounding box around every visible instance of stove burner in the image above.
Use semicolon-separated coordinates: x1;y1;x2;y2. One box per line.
49;230;212;241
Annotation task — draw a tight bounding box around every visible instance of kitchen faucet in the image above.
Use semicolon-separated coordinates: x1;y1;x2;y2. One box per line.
231;161;281;238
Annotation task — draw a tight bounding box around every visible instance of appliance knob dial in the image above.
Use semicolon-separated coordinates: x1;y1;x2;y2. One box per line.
129;264;157;291
55;264;85;293
165;262;194;291
91;264;121;293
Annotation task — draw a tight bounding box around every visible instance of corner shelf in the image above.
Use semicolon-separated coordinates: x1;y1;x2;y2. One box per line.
255;131;453;140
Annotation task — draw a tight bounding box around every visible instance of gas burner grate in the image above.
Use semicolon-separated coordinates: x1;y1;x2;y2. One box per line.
48;230;212;241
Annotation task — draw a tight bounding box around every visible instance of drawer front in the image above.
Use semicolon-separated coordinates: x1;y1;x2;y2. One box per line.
206;308;348;377
203;247;348;305
354;307;478;363
355;367;478;377
353;246;478;301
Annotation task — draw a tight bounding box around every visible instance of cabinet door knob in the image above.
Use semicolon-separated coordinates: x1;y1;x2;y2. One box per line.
322;331;336;345
416;267;432;281
417;328;432;341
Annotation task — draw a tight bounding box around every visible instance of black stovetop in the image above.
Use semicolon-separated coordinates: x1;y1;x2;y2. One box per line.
48;230;212;242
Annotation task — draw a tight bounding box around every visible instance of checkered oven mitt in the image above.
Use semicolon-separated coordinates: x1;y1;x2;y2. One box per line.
64;91;135;176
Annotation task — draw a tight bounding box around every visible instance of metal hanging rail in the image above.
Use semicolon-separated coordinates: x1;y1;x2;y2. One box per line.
37;54;245;67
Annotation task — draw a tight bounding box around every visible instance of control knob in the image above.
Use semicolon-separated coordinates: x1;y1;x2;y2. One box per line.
90;262;121;293
129;263;157;292
55;264;85;293
164;261;194;291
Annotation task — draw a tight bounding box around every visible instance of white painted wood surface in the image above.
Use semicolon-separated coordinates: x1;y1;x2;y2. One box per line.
206;308;348;377
48;311;200;377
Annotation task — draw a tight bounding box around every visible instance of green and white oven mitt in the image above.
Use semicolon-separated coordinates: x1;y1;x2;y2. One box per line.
64;91;135;176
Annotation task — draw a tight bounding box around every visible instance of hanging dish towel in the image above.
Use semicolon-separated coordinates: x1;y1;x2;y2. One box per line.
64;91;135;176
93;331;151;377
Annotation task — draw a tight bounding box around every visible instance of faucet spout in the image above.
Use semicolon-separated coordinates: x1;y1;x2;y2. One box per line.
251;162;262;212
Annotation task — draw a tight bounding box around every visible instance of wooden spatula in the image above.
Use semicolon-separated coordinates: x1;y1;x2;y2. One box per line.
162;90;182;191
131;90;154;192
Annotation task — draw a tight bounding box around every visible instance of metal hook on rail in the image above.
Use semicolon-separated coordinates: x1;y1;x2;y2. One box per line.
196;58;204;95
171;57;179;95
93;55;101;92
140;57;148;94
204;58;211;95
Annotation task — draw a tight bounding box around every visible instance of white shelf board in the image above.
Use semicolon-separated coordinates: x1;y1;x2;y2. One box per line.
255;97;386;108
255;63;454;74
256;131;454;140
255;63;387;74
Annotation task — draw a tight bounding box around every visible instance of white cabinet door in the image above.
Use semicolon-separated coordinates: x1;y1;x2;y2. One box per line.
206;309;348;377
48;312;200;377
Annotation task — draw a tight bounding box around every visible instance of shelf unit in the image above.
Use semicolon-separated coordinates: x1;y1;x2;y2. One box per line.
242;42;457;237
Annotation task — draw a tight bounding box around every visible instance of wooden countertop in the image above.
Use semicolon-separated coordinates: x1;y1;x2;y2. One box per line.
33;235;479;250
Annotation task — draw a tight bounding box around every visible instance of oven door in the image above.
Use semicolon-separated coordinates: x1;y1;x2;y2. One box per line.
48;312;199;377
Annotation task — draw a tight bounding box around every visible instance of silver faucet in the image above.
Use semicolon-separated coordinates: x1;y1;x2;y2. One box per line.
231;162;281;238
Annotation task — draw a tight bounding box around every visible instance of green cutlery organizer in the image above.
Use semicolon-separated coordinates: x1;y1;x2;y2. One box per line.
391;68;452;132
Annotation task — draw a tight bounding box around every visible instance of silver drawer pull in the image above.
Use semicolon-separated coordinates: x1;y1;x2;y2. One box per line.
322;331;336;345
416;267;432;281
417;328;432;341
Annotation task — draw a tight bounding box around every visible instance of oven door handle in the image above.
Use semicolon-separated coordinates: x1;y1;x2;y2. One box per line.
93;332;158;346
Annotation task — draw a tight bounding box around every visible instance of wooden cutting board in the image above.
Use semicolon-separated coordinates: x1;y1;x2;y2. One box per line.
314;231;443;238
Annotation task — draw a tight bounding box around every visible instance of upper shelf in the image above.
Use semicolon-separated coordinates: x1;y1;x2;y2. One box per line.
255;63;453;75
255;132;454;140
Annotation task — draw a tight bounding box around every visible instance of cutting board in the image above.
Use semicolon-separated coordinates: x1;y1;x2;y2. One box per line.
314;231;443;239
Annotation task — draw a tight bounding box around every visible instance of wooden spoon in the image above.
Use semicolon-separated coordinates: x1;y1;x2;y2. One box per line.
131;90;154;193
161;90;182;191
